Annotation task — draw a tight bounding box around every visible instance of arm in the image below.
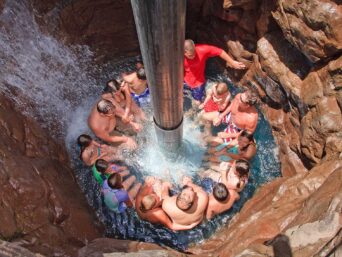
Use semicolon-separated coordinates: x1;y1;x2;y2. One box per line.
121;82;132;120
213;104;232;126
219;51;246;70
199;89;213;109
217;130;242;140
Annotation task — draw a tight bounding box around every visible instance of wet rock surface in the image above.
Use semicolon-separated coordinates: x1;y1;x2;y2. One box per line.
1;0;342;256
0;93;103;256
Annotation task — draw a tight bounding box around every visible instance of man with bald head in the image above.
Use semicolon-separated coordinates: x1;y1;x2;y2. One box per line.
184;39;245;104
88;99;140;150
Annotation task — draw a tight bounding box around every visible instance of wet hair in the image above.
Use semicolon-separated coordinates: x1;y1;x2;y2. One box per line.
184;39;195;52
77;134;92;148
244;90;258;105
216;82;229;95
239;130;254;142
95;159;109;174
213;183;229;202
235;159;250;177
103;79;120;94
136;67;146;80
108;173;123;189
140;195;156;212
77;134;92;160
97;99;115;114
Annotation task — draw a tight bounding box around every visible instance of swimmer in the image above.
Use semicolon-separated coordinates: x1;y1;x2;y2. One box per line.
102;173;141;213
206;182;240;220
162;176;208;229
92;159;130;186
184;39;246;104
88;99;140;150
77;134;122;166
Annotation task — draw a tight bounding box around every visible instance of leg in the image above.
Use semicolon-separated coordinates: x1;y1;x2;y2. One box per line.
119;170;130;177
128;183;142;202
123;175;136;190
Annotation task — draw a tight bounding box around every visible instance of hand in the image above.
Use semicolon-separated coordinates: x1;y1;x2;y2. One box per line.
199;103;205;109
213;117;222;126
145;176;155;185
121;113;130;123
227;60;246;70
182;176;192;186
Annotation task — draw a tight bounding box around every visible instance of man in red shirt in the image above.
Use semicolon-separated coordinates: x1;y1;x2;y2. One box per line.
184;39;246;104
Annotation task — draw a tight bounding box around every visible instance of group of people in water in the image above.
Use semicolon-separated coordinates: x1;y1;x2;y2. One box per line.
77;39;260;230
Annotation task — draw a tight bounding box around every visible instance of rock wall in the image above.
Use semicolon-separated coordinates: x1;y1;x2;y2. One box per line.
1;0;341;256
0;93;103;256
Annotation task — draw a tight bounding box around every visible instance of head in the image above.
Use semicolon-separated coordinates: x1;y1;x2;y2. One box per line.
213;183;229;202
103;79;121;95
135;56;144;69
140;194;159;212
107;173;123;190
235;159;250;178
95;159;109;174
176;185;195;211
97;99;115;115
184;39;196;59
216;82;229;96
239;90;258;109
136;67;146;81
238;130;254;148
77;134;92;148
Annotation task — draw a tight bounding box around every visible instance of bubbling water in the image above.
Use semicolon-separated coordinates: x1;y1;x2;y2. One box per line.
0;0;281;251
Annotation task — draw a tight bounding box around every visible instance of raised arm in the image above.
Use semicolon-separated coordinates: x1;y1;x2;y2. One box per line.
219;51;246;70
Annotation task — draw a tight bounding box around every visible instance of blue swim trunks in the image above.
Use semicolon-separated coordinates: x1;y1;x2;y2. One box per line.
184;82;206;102
131;87;150;107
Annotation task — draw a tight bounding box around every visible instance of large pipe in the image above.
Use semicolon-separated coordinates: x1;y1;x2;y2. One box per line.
130;0;186;152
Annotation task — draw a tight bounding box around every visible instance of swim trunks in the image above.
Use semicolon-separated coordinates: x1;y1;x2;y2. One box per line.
221;113;241;143
204;98;219;112
184;82;206;101
102;180;129;213
131;87;150;107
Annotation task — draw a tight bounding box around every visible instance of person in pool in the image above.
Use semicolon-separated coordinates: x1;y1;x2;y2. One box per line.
92;159;130;186
135;176;194;230
205;182;240;220
102;172;141;213
88;99;140;150
161;176;208;229
77;134;122;166
201;160;250;193
102;79;146;123
198;81;231;136
205;130;257;163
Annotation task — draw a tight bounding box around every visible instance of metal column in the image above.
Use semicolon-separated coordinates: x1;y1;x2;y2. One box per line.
131;0;185;153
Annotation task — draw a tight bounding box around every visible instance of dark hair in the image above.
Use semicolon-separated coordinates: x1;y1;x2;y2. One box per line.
95;159;109;174
176;188;194;211
235;159;250;177
239;130;254;142
103;79;120;94
108;173;123;189
136;68;146;80
77;134;92;148
213;183;229;202
135;56;143;66
97;99;115;114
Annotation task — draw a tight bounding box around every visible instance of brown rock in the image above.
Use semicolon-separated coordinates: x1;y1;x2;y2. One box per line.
0;93;103;256
272;0;342;63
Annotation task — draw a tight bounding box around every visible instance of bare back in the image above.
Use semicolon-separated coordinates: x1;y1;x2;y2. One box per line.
162;190;208;227
123;72;147;95
88;104;116;140
206;189;239;220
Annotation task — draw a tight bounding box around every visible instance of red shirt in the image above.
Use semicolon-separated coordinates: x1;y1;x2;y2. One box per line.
184;44;223;88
